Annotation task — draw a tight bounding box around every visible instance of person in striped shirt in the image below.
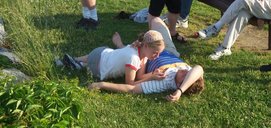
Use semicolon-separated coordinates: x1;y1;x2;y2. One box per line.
88;55;204;102
88;24;204;102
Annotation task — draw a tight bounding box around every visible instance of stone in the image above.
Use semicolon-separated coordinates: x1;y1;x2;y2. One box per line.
1;68;31;83
0;47;21;63
0;18;6;46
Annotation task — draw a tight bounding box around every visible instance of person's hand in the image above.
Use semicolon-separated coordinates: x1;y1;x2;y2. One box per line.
88;82;101;90
166;89;182;102
112;32;124;48
151;69;166;80
257;18;265;29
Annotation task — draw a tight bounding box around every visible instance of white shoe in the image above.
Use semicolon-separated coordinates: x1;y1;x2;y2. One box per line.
178;17;188;28
162;16;189;28
198;25;219;39
209;45;232;60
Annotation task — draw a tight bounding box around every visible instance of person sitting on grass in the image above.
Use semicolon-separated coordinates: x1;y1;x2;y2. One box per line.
197;0;271;60
62;29;165;85
88;27;205;102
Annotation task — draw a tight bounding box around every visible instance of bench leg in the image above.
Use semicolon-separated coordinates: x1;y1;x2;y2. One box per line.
269;23;271;50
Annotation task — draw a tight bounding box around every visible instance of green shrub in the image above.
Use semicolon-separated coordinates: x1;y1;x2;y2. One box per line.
0;76;82;127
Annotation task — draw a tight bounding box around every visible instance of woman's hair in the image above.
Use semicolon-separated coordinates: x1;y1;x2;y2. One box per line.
184;77;205;95
136;30;164;49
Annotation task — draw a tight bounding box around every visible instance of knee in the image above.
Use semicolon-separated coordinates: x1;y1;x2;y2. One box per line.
150;17;163;24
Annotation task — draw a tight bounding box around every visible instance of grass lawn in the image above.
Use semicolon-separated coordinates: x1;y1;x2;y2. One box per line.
0;0;270;127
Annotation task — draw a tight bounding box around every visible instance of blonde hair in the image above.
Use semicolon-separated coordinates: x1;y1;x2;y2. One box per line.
137;31;164;49
184;77;205;95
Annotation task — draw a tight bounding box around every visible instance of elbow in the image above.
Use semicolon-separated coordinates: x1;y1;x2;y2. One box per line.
126;80;136;85
136;75;144;80
194;65;204;74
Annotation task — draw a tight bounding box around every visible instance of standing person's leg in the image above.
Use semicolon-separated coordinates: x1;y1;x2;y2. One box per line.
198;0;249;39
166;0;187;43
76;0;99;30
148;0;165;29
165;0;181;37
179;0;193;28
167;12;179;36
209;10;253;60
82;0;97;21
150;17;180;57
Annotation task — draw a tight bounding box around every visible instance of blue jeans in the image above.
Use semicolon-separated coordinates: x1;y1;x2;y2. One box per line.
180;0;193;19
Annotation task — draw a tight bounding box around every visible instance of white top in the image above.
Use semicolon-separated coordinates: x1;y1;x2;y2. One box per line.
99;45;141;80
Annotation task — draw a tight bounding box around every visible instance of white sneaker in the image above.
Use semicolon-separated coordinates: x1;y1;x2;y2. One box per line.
209;45;232;60
178;17;188;28
162;16;189;28
198;25;219;39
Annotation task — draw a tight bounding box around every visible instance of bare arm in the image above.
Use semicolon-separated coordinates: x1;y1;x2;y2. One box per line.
126;66;165;85
166;65;204;102
88;82;143;94
136;57;166;81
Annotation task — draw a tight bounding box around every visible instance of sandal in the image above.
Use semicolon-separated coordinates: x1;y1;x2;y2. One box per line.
171;33;187;44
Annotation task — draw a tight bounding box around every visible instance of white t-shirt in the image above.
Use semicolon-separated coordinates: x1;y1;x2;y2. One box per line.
99;45;141;80
141;66;191;94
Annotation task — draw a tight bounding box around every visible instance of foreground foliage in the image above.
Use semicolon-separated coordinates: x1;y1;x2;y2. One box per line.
0;77;82;127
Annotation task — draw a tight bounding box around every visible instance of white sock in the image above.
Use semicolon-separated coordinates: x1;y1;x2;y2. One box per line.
89;8;98;21
214;21;223;30
82;7;91;19
82;7;98;21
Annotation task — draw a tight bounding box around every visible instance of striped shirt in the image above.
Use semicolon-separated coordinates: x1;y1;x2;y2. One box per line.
146;50;184;73
141;68;178;94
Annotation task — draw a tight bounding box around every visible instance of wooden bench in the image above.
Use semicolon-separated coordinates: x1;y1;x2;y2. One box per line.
198;0;271;50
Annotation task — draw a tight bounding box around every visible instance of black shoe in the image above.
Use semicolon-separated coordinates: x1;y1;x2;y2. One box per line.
63;54;83;70
116;11;131;19
260;64;271;72
76;17;99;30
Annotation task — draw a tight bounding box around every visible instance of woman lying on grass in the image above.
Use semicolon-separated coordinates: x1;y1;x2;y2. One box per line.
62;29;165;85
88;18;205;102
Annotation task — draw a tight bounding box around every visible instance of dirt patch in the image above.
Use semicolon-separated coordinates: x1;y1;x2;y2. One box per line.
230;25;270;53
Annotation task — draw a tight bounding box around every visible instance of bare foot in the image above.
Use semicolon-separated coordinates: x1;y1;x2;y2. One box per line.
112;32;124;48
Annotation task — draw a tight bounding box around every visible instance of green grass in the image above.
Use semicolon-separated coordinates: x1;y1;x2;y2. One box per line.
0;0;271;127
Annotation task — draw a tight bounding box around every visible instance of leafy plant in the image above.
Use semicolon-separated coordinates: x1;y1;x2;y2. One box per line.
0;76;82;127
